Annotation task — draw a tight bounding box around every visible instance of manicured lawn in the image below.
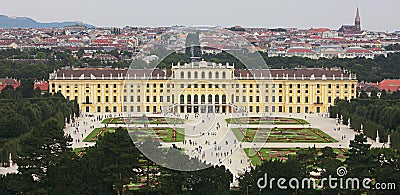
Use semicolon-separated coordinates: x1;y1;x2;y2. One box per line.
83;128;115;142
245;148;349;166
243;148;264;166
226;117;309;125
128;127;185;142
84;127;184;143
232;127;337;143
102;117;184;124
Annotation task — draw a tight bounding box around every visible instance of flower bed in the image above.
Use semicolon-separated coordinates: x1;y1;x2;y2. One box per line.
128;127;184;142
245;148;348;166
102;117;184;124
231;127;337;143
226;117;309;125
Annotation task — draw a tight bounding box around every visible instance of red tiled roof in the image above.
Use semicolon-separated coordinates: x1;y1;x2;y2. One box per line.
308;28;331;33
378;79;400;92
93;39;111;44
0;79;20;91
34;81;49;91
287;48;313;53
369;48;382;51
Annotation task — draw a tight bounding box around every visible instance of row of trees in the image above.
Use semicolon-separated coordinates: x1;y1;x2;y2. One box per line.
0;81;79;166
0;128;232;194
3;48;400;82
0;48;53;60
0;48;134;80
156;50;400;82
329;97;400;150
241;134;400;194
203;51;400;82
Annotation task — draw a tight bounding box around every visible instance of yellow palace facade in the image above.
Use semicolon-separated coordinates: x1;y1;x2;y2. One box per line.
49;61;357;114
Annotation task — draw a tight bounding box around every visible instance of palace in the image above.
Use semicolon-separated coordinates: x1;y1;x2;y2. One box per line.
49;61;357;114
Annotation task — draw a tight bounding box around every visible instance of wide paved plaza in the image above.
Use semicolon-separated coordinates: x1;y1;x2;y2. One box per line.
63;112;383;187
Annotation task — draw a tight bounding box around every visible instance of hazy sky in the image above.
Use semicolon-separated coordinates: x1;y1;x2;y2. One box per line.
1;0;399;31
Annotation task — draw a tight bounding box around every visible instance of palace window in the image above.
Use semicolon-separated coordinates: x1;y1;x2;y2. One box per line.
222;95;226;104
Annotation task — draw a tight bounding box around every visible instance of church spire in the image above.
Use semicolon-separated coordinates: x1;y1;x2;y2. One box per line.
356;7;360;19
355;7;361;32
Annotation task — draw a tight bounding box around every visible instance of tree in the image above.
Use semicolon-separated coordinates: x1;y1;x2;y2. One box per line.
17;79;34;98
16;118;70;193
345;134;373;180
0;85;21;99
316;147;342;179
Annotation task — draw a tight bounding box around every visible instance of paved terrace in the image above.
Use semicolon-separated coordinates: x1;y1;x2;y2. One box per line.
62;112;383;187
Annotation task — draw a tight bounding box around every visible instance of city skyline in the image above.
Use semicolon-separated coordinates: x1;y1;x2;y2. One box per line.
1;0;399;32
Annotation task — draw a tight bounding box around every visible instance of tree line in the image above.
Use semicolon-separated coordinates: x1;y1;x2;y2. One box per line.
329;92;400;150
240;135;400;194
0;128;232;194
2;48;400;82
0;80;79;167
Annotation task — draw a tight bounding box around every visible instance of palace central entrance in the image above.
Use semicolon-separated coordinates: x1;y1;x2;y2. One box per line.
174;104;233;114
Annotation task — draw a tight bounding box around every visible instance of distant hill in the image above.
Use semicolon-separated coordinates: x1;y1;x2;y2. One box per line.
0;14;95;28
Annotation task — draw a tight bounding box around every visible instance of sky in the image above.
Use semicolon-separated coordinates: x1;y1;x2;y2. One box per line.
1;0;399;32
